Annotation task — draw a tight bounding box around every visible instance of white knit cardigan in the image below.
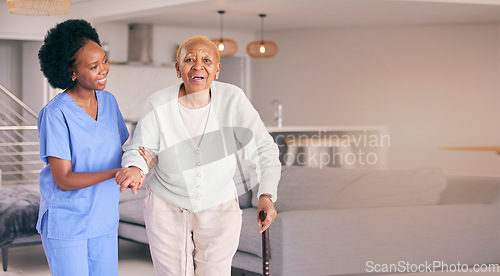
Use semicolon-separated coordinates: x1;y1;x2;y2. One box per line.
122;81;281;212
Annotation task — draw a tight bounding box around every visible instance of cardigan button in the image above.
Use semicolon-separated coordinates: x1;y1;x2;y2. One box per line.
196;162;201;166
195;149;200;154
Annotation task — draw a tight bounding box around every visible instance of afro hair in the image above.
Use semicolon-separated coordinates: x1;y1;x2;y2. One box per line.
38;19;101;90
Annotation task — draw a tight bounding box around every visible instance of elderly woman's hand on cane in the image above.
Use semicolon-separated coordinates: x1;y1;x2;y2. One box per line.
257;194;277;233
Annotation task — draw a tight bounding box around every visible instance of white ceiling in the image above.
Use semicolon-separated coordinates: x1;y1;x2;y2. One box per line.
84;0;500;32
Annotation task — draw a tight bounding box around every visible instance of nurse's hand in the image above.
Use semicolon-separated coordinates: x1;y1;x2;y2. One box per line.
115;167;144;195
139;146;157;171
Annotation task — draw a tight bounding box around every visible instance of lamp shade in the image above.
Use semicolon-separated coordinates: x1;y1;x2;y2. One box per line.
210;38;238;57
7;0;71;16
246;40;278;58
211;10;238;57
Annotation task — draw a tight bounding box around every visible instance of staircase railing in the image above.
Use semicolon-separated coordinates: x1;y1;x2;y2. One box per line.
0;83;43;186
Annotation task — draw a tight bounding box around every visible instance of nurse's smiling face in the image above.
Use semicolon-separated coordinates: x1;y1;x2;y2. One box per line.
175;42;221;94
71;40;109;92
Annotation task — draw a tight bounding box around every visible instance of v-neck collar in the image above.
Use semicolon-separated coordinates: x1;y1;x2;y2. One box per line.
62;90;102;122
173;84;216;150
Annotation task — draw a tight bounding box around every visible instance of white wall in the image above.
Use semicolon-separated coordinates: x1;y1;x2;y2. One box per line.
93;23;129;63
0;40;22;97
0;18;254;117
0;40;59;115
95;23;254;65
0;13;63;40
95;23;255;120
22;41;45;113
152;25;254;66
2;8;498;177
251;23;500;177
0;0;201;40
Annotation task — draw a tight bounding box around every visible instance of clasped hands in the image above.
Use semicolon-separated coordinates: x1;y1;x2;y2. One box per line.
115;166;144;194
115;146;156;194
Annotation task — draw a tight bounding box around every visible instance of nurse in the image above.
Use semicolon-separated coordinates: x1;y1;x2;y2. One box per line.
36;19;137;275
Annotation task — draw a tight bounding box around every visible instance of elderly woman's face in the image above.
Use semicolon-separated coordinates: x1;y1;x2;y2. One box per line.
176;42;221;94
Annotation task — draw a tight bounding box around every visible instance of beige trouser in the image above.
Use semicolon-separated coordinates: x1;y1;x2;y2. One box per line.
143;187;242;276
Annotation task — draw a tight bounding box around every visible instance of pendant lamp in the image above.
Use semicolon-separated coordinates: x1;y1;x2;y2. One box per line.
247;14;278;58
7;0;72;16
211;10;238;57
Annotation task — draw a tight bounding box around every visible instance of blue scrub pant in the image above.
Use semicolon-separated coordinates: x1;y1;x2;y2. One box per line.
41;216;118;276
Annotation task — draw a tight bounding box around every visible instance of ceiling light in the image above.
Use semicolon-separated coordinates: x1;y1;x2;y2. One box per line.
7;0;72;16
211;10;238;57
247;14;278;59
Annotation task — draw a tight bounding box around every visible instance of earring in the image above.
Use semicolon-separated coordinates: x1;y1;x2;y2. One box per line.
71;76;76;81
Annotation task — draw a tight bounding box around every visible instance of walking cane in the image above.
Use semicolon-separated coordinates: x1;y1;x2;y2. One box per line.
259;210;270;275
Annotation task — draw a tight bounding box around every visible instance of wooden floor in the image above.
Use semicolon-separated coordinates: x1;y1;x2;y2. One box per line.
1;240;260;276
3;242;497;276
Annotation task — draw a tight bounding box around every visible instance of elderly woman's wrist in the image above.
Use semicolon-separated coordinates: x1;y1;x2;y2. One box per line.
259;193;274;203
128;166;144;177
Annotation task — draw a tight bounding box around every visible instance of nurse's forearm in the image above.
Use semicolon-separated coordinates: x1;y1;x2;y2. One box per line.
56;170;119;191
47;156;118;191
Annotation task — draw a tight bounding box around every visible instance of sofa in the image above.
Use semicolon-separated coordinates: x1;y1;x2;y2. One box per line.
117;165;500;275
0;184;41;272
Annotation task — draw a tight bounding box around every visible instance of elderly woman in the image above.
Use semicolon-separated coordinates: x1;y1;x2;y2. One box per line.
116;35;281;275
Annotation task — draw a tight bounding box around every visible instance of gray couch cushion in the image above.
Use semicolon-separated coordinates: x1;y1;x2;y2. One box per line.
440;175;500;204
0;185;40;247
252;165;369;208
330;167;447;209
118;221;149;244
119;198;146;225
237;208;263;258
119;187;147;203
252;166;447;211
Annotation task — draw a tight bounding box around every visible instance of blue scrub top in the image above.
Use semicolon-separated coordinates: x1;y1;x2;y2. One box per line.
37;90;129;240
